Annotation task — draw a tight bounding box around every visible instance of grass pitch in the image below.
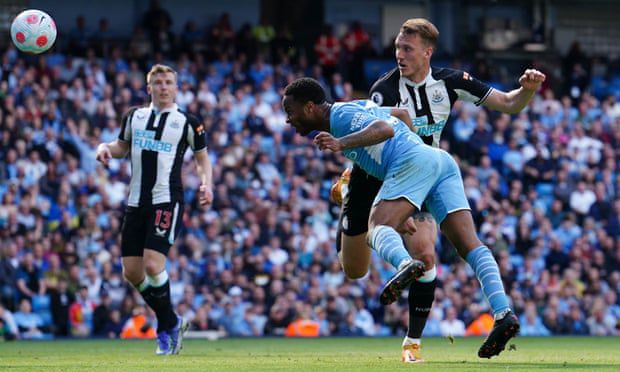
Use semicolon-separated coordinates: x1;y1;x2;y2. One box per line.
0;336;618;371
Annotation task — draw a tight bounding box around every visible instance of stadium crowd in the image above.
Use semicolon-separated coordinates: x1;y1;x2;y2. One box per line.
1;9;619;340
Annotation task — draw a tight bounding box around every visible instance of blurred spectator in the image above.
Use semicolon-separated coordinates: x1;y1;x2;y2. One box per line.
50;278;74;337
439;307;465;337
0;303;18;340
120;305;156;339
13;298;47;339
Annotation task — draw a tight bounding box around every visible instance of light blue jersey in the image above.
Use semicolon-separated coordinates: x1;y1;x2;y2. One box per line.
329;99;470;223
330;100;423;180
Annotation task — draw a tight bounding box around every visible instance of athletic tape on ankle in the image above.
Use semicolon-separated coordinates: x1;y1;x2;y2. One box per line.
417;265;436;283
148;270;169;287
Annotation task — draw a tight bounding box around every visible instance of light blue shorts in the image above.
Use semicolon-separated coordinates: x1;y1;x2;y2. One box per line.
373;146;470;224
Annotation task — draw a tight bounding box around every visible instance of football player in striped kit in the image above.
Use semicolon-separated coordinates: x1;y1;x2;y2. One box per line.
96;64;213;355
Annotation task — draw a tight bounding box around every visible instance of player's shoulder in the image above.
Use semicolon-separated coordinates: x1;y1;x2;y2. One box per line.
430;66;468;82
176;109;205;134
369;67;400;106
175;108;200;124
123;105;147;119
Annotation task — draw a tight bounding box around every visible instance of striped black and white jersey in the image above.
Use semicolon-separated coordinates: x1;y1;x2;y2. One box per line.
118;103;207;207
369;67;492;147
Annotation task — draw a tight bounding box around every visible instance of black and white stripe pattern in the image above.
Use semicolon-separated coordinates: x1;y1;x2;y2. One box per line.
118;103;206;207
370;67;493;147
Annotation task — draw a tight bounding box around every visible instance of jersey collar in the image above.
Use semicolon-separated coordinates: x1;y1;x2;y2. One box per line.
149;103;178;115
402;69;432;88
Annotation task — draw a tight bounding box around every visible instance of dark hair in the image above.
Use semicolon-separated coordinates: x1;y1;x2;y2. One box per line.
284;78;326;104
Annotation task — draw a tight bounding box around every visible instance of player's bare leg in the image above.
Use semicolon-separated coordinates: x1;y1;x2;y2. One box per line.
400;213;437;363
338;233;372;279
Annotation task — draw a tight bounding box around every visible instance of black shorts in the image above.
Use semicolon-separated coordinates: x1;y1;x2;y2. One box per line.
339;164;382;238
120;202;184;257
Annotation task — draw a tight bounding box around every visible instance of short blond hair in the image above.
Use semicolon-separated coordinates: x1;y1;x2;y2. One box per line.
146;64;177;84
400;18;439;47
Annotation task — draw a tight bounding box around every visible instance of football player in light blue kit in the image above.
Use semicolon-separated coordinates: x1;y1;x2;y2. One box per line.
282;77;518;350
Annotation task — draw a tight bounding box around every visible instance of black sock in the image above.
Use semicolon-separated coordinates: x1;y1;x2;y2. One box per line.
141;280;177;333
407;279;437;338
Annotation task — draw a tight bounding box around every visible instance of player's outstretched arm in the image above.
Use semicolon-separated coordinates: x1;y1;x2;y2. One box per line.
96;140;129;165
314;120;394;152
194;150;213;208
483;68;546;114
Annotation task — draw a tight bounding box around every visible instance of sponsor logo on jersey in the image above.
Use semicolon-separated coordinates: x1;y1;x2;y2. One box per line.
400;97;409;106
351;112;373;131
431;90;444;103
170;120;181;129
370;92;383;105
134;129;173;152
414;120;447;137
136;111;146;119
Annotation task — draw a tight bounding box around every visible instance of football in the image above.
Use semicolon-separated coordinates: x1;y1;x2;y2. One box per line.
10;9;57;54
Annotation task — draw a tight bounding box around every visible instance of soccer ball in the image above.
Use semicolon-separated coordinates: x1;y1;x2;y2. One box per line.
10;9;57;54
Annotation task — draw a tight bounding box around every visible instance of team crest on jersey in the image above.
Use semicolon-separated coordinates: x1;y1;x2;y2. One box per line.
431;90;444;104
170;120;181;129
371;92;383;105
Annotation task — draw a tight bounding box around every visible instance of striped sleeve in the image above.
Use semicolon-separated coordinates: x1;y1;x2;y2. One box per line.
118;107;137;142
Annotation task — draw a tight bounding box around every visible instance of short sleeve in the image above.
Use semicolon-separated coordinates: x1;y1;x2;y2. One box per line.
118;107;137;142
186;114;207;152
444;69;493;106
368;70;400;107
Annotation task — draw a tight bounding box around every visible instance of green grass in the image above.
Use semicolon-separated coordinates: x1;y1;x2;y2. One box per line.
0;337;619;371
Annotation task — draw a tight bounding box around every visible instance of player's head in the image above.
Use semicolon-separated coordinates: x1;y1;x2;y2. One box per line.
282;78;327;135
146;64;178;109
395;18;438;79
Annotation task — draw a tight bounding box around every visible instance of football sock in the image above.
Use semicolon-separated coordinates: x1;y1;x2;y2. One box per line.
465;246;511;317
407;267;437;339
141;270;177;332
368;225;412;269
402;337;421;346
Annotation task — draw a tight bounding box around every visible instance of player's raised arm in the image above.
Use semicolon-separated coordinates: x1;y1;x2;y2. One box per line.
482;68;546;114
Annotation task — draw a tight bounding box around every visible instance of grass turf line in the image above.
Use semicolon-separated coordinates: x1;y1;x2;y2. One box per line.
0;336;619;371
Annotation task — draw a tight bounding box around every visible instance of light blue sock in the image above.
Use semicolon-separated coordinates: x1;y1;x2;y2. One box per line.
466;246;510;316
369;225;411;269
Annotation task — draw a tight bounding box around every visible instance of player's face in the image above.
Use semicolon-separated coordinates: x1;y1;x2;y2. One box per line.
395;33;432;80
148;72;178;108
282;95;315;135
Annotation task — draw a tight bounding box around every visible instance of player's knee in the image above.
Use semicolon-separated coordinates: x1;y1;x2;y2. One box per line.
143;260;164;277
122;266;143;285
417;251;436;269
